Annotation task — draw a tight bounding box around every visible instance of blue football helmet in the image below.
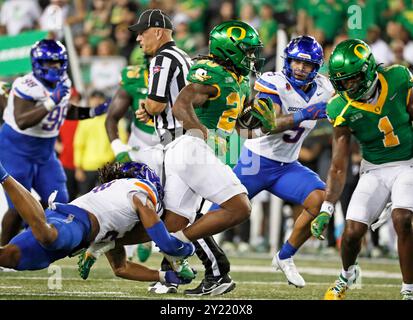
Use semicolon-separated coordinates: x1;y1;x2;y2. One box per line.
283;36;323;87
31;39;68;84
120;162;164;201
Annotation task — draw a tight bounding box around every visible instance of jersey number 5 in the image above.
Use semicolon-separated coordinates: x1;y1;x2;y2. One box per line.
378;116;400;147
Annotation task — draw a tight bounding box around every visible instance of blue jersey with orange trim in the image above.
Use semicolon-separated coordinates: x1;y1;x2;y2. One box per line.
244;71;334;162
71;178;162;244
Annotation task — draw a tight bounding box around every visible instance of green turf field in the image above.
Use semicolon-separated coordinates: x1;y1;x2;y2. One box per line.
0;252;404;300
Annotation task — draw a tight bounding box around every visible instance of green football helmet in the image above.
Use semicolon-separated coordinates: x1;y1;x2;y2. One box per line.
209;20;264;76
329;39;378;100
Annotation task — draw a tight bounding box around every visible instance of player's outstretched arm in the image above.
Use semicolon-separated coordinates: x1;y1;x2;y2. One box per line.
105;243;160;281
105;241;194;284
66;99;110;120
311;126;351;240
263;101;327;135
0;162;57;246
172;83;217;140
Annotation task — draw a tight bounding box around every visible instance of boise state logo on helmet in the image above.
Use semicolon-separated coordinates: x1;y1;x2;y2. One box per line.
31;39;68;84
283;36;323;87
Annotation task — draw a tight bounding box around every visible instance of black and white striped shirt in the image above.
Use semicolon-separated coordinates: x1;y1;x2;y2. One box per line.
147;41;192;143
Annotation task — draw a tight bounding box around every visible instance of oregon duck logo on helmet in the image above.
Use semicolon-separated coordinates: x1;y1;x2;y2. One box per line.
329;39;378;101
209;21;264;76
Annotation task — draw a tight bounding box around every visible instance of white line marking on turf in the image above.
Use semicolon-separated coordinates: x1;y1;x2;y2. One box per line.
0;286;22;289
38;263;402;279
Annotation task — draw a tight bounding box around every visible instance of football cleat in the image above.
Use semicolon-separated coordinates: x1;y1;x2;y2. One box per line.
163;253;196;280
77;241;115;280
184;274;236;296
78;250;97;280
147;281;178;294
325;264;360;300
137;241;152;262
272;252;305;288
401;290;413;300
324;275;349;300
0;266;17;272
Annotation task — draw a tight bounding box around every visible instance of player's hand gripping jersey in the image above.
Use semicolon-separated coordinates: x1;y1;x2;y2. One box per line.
327;65;413;164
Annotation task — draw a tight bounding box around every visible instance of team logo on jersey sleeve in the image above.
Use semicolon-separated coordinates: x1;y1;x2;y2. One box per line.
194;68;211;82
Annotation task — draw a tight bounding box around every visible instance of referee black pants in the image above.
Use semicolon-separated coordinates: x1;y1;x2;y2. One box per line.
160;212;230;278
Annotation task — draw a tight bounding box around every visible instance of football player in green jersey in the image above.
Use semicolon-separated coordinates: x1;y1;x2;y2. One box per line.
158;21;264;245
310;39;413;300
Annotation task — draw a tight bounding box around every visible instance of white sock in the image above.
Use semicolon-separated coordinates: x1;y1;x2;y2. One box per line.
341;268;354;280
172;230;191;243
158;271;166;283
401;282;413;292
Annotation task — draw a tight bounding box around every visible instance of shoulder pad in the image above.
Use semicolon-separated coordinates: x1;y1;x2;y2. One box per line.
254;72;279;95
187;60;228;86
326;94;348;126
13;74;46;101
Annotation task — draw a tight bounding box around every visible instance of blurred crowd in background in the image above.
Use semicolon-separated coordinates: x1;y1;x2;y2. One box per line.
0;0;408;259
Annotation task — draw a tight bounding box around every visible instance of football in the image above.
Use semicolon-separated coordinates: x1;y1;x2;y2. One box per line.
237;105;262;129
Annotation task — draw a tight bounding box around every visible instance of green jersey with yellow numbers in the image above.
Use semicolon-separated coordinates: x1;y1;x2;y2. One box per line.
120;65;155;134
327;65;413;165
224;77;249;167
188;59;247;136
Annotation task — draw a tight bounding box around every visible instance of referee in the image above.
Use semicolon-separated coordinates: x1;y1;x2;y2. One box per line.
132;9;189;145
129;9;235;296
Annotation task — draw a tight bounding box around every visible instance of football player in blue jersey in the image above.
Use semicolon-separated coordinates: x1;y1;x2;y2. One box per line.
0;39;109;245
207;36;334;288
0;160;194;284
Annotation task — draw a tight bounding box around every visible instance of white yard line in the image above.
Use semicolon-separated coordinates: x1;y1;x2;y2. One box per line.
0;264;401;280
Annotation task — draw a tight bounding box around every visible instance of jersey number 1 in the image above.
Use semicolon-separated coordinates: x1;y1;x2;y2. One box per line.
378;116;400;147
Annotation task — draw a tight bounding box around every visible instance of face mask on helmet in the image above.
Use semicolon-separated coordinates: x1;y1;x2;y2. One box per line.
239;44;265;76
283;36;323;87
332;71;378;101
120;162;164;201
31;40;68;85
